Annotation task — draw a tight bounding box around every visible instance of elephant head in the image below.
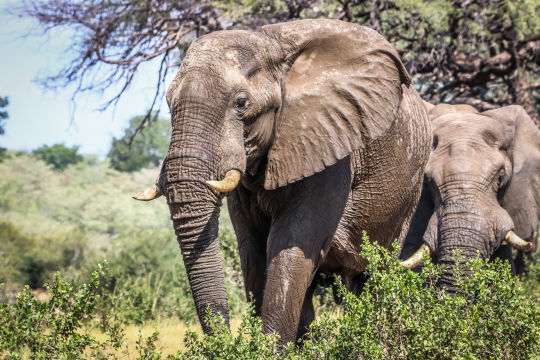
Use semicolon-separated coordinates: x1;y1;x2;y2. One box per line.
402;103;540;291
134;19;410;332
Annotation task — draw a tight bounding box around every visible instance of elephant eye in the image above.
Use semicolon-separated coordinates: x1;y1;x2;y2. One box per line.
234;97;248;113
497;168;506;187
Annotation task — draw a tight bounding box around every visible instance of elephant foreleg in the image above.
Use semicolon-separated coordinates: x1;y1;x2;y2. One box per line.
263;247;316;345
261;157;352;346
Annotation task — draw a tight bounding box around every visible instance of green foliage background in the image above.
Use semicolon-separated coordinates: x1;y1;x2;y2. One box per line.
32;144;84;171
0;152;245;325
108;115;171;173
0;133;539;358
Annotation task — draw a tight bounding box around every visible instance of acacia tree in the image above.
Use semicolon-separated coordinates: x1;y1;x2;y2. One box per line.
20;0;223;133
20;0;540;127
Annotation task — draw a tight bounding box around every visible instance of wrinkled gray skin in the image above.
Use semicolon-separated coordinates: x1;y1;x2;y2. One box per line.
402;103;540;290
147;19;431;345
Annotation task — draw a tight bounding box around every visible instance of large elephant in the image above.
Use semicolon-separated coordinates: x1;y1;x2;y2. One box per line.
401;102;540;289
135;19;431;345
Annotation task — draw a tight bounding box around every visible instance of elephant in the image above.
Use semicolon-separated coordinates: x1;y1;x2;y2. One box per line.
134;19;431;345
401;102;540;290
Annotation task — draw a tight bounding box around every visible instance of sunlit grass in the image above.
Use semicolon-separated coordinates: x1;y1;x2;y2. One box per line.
87;317;244;357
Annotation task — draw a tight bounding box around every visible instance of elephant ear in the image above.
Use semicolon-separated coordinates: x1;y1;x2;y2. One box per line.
260;19;411;190
483;105;540;239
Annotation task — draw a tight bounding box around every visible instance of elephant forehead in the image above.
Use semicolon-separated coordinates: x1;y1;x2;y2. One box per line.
433;113;504;140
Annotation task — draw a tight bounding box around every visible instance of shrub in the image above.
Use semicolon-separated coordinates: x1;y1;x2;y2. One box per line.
1;241;539;359
175;237;540;360
0;266;166;360
178;306;280;360
291;238;540;360
32;144;84;171
0;266;112;359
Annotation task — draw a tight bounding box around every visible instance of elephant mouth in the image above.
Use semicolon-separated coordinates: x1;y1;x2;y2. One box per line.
400;230;531;268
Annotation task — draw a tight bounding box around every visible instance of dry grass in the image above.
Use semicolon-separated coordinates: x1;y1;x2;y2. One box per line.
87;317;243;358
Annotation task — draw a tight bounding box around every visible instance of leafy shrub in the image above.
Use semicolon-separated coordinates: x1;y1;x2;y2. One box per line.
0;266;168;360
290;239;540;360
178;306;279;359
523;248;540;310
32;144;84;171
0;266;112;359
174;238;540;360
1;241;539;359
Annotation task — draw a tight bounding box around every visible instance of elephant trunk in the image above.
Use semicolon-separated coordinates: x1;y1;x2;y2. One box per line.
434;191;491;292
167;182;229;332
164;104;230;333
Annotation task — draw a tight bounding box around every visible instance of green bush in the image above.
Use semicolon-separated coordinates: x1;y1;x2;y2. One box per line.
178;306;279;359
176;238;540;360
32;144;84;171
290;239;540;360
523;248;540;310
1;240;539;359
0;265;171;360
0;266;120;359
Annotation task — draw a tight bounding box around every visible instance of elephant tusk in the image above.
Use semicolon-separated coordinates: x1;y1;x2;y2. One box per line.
505;231;532;252
401;244;431;268
133;184;163;201
205;169;241;193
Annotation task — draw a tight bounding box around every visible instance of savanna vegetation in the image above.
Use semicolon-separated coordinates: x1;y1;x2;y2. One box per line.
2;0;539;358
1;140;539;358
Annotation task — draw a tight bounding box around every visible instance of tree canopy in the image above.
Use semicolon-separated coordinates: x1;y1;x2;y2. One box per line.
108;115;171;172
21;0;540;126
32;143;84;170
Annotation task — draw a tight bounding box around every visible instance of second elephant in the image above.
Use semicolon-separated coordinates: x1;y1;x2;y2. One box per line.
402;103;540;288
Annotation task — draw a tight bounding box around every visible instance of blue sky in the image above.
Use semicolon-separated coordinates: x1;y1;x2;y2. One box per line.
0;0;171;156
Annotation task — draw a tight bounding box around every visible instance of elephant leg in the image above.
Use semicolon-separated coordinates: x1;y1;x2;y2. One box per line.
296;278;317;342
262;158;351;346
227;186;270;315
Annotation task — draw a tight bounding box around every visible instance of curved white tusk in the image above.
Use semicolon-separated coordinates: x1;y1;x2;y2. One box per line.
133;184;163;201
205;170;241;193
401;244;431;268
505;231;532;252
